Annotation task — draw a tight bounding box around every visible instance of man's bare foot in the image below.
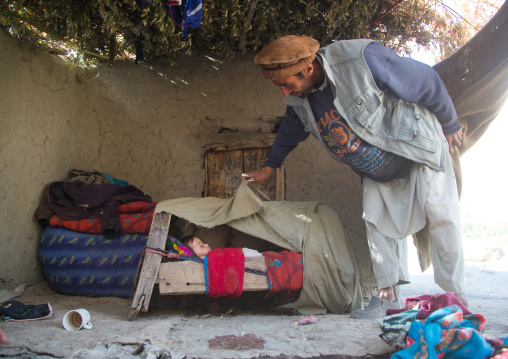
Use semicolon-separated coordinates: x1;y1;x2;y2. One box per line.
0;329;7;344
379;285;397;302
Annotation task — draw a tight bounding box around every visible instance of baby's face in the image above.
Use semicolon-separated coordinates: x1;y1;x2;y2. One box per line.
189;237;211;258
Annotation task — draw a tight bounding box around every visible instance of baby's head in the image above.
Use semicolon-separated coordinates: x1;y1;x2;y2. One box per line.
181;235;211;258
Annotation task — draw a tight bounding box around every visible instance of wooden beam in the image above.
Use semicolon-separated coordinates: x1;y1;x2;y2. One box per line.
158;256;269;295
128;211;171;320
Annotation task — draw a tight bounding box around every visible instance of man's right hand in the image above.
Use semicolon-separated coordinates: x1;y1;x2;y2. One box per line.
241;167;274;184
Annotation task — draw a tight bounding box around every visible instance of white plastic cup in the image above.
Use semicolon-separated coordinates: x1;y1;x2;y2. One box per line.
62;309;93;331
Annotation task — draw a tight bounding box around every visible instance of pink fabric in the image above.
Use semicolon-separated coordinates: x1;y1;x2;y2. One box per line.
386;292;471;319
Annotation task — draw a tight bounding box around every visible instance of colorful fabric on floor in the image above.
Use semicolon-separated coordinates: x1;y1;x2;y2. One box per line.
49;201;156;235
263;251;303;293
165;236;199;258
386;292;471;319
204;248;244;298
378;310;420;349
39;226;148;298
390;305;508;359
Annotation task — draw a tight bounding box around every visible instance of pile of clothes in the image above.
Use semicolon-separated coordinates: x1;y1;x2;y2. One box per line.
36;170;156;238
379;293;508;358
35;170;155;298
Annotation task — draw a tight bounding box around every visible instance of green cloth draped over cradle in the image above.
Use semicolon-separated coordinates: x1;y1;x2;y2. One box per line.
154;182;363;315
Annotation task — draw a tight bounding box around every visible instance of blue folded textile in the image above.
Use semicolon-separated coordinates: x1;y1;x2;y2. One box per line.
391;305;499;359
39;226;147;298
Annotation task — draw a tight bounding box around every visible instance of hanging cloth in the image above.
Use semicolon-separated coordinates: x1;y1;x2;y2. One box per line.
165;0;203;39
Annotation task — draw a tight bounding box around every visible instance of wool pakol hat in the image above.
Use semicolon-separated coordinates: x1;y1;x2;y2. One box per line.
254;35;320;80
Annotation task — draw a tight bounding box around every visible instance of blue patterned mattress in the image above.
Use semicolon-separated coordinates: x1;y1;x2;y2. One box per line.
39;226;148;298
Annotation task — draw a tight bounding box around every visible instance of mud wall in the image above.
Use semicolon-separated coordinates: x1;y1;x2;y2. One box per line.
0;30;373;288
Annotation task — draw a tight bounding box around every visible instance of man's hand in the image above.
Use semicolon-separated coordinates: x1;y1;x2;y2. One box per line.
242;167;274;184
445;128;463;154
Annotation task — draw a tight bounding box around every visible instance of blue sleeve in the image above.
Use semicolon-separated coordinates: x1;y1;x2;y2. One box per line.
265;106;310;168
363;42;461;135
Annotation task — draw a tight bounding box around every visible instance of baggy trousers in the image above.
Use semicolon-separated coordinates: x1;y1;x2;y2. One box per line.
362;150;465;294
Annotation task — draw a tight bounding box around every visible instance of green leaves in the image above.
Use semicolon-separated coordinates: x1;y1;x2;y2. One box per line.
0;0;499;66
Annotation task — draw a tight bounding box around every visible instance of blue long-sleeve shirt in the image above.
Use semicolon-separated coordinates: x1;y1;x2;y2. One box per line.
265;42;460;168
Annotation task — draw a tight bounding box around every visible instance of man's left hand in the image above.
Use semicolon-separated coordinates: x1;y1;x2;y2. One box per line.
445;128;463;154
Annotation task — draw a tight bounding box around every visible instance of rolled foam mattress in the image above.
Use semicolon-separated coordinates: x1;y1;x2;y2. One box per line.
39;226;147;298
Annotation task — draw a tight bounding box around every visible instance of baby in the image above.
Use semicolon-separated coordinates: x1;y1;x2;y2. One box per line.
181;235;262;259
181;235;211;258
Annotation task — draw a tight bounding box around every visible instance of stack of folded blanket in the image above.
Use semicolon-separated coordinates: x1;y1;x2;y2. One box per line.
36;170;154;298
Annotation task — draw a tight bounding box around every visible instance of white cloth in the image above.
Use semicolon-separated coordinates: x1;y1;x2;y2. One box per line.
242;248;263;257
362;150;465;294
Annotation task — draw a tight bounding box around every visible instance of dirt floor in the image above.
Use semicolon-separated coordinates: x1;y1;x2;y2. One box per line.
0;238;507;359
0;282;396;359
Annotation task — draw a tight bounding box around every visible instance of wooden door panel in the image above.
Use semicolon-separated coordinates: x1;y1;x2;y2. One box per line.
205;149;244;199
205;147;284;201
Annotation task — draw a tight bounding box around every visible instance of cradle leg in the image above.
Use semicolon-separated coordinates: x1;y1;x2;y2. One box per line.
127;294;145;321
128;211;171;320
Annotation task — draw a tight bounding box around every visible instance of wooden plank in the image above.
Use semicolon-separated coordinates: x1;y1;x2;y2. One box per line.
128;211;171;320
275;166;285;201
204;146;284;201
158;257;269;295
244;256;268;272
202;134;276;151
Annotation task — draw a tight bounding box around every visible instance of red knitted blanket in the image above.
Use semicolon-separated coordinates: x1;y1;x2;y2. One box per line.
49;201;156;234
206;248;245;298
263;251;303;293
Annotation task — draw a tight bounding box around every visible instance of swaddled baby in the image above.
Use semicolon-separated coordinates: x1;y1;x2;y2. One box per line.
181;235;262;258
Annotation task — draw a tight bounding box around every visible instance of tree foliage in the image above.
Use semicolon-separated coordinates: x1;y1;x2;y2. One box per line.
427;0;502;60
0;0;502;66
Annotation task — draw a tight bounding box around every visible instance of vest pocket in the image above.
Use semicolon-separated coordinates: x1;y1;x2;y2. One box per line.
393;102;437;152
352;92;385;131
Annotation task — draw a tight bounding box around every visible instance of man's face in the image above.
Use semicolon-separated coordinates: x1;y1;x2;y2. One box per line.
273;71;314;98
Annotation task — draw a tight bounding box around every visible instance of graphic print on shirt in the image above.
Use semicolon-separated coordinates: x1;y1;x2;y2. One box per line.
317;109;387;174
306;83;411;181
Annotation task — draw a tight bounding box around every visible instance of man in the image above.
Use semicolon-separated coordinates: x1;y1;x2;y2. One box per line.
243;35;467;317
